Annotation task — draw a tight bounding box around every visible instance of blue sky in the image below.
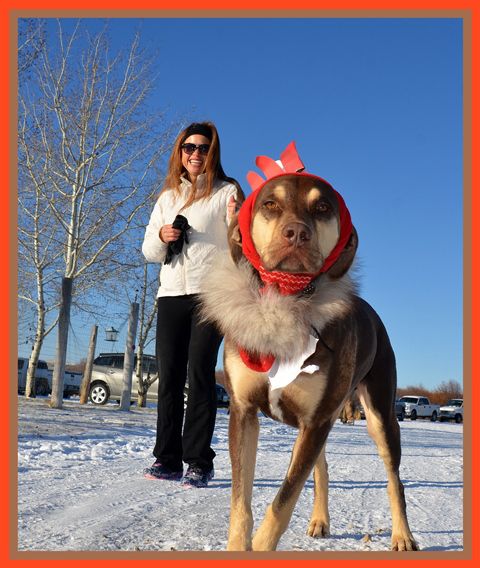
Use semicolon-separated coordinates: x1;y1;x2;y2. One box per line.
18;17;463;390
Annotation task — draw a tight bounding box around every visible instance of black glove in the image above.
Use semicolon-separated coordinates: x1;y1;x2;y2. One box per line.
163;214;191;265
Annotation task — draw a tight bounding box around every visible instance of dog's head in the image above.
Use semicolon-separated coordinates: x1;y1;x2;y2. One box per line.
229;174;357;280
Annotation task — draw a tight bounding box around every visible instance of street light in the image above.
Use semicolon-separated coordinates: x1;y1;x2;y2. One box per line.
105;327;119;342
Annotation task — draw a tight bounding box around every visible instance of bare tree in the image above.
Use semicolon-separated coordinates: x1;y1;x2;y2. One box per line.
18;20;177;405
396;381;463;405
433;380;463;405
135;261;159;407
18;174;62;397
18;18;45;79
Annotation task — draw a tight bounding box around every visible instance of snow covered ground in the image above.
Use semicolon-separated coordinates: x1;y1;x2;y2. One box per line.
16;396;463;553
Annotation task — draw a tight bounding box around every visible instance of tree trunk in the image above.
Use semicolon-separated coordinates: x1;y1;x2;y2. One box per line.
79;324;98;404
137;392;147;408
25;275;47;398
119;302;139;411
135;264;158;408
136;343;147;408
25;344;41;398
50;277;73;409
136;263;147;408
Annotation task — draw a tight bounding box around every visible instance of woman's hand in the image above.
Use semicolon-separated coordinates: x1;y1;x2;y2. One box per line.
160;224;181;243
227;195;239;221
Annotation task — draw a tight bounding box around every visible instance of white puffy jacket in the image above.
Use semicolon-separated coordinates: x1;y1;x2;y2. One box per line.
142;175;238;297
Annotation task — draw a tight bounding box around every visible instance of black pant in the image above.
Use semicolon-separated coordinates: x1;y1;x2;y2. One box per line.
154;294;222;471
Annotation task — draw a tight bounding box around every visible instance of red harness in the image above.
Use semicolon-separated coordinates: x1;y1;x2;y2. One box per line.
236;142;353;372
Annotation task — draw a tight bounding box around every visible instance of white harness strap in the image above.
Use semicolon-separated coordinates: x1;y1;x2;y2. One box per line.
268;334;320;390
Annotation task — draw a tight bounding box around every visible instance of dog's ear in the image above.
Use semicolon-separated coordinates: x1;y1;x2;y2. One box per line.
327;226;358;279
228;214;244;265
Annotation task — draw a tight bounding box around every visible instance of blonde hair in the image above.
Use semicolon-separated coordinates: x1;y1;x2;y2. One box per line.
162;122;243;209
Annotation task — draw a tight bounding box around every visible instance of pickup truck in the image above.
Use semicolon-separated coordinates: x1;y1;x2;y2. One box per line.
62;371;83;398
438;399;463;423
397;395;440;421
47;369;83;398
18;357;50;395
357;400;405;422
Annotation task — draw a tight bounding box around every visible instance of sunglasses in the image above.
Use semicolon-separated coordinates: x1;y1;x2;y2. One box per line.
181;143;210;156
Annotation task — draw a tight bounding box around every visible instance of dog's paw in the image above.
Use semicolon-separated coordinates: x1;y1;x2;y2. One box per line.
226;543;252;551
227;538;252;551
391;533;419;551
306;519;330;538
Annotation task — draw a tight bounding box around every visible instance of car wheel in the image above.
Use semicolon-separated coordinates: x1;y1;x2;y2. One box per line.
89;382;110;405
455;414;462;423
431;411;438;422
35;379;50;396
37;383;48;396
410;410;417;420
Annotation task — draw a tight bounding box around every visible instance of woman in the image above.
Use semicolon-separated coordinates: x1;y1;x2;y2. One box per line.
142;122;243;488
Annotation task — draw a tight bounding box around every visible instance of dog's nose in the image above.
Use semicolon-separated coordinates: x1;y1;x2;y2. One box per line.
282;223;312;246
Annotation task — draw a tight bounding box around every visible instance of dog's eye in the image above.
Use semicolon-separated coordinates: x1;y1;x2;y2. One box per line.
263;200;281;211
314;201;332;214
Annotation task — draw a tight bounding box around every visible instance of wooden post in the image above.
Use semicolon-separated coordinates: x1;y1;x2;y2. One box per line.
79;324;98;404
119;302;139;411
50;277;73;409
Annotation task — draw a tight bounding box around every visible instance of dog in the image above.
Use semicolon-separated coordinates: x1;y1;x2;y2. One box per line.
200;143;418;552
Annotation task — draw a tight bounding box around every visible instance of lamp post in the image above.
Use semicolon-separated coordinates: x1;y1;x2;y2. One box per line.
105;327;119;343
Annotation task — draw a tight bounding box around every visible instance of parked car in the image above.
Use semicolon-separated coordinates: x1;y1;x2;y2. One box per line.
216;384;230;408
89;352;158;405
18;357;50;395
358;399;405;421
47;367;83;398
183;383;230;409
438;399;463;423
61;371;83;398
397;395;440;421
395;399;405;421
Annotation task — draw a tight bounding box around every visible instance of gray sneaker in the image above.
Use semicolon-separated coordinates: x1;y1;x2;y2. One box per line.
143;462;183;481
181;465;214;488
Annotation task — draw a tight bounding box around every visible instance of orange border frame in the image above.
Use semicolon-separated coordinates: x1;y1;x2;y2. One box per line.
3;1;477;567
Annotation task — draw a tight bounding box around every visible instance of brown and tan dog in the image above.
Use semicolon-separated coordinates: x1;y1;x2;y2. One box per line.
201;170;418;552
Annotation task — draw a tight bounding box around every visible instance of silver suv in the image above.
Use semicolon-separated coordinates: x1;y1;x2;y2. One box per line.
89;353;158;405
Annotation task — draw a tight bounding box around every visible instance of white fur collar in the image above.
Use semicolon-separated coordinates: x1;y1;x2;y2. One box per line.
200;253;356;362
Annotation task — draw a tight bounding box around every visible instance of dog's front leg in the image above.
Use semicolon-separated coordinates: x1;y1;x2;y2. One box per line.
307;445;330;538
252;424;330;551
227;403;259;551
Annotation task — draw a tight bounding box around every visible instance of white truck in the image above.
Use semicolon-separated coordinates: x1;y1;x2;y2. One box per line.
47;369;83;398
397;395;440;421
438;398;463;423
18;357;83;398
17;357;50;395
62;371;83;398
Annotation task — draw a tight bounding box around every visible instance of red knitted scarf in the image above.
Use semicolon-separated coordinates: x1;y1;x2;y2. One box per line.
236;142;353;373
258;266;313;295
